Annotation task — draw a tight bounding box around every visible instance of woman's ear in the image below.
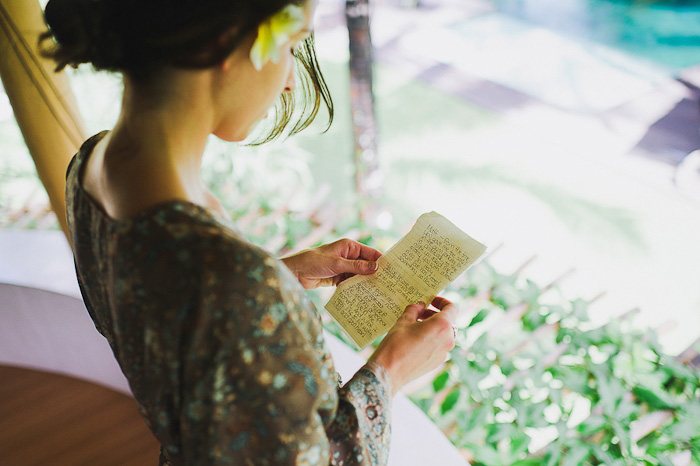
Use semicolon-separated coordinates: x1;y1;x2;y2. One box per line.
220;55;232;72
216;26;253;74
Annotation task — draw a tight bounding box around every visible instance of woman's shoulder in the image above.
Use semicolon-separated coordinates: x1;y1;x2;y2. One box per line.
119;202;263;267
66;131;109;177
150;208;318;341
141;207;297;292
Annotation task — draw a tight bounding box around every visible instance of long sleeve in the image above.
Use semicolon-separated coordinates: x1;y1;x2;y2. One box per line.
175;236;392;465
329;361;392;465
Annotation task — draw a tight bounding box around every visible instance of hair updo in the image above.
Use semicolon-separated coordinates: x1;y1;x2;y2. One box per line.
40;0;333;142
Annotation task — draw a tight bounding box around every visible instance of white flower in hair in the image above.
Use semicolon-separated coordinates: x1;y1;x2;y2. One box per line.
250;4;305;71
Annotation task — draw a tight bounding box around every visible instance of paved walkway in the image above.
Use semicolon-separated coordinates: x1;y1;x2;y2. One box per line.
319;0;700;198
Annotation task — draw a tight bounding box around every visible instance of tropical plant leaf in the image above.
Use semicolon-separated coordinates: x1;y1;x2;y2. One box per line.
510;431;530;457
666;418;697;443
611;421;632;458
543;442;563;466
458;404;490;434
521;279;541;305
571;298;590;322
486;422;515;444
441;387;460;415
578;415;607;437
590;444;616;464
471;443;501;465
432;371;449;392
661;359;699;383
595;367;626;416
562;444;591;466
632;386;678;410
468;308;489;328
511;460;540;466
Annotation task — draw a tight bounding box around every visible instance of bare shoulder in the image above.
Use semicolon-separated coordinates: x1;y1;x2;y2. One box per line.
80;132;111;210
82;133;207;222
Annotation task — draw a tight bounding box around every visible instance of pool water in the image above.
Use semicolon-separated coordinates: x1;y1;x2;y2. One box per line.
490;0;700;72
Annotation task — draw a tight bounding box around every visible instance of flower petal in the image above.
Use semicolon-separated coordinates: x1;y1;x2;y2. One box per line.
270;5;305;45
250;23;274;70
250;4;306;70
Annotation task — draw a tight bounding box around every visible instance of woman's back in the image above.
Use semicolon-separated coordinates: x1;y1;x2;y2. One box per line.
66;133;394;464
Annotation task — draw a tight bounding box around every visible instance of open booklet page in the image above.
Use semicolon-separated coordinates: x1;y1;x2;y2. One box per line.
325;211;487;349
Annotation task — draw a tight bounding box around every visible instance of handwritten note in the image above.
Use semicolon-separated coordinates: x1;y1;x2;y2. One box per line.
325;211;487;348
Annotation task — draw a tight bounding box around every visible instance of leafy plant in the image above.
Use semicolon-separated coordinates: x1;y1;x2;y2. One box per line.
409;261;700;465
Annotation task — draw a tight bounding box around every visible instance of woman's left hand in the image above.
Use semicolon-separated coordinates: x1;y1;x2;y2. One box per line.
281;239;382;289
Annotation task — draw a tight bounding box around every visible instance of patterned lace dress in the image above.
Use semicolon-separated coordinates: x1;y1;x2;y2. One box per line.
65;132;392;465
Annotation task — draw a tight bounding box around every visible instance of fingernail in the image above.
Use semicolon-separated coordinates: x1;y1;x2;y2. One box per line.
368;261;378;271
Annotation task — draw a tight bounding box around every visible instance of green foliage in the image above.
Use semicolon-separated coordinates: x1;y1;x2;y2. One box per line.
200;138;365;255
196;181;700;466
433;371;450;392
441;387;461;415
468;309;490;328
409;260;700;464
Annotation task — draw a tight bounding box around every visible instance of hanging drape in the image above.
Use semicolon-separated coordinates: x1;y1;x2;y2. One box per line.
0;0;86;243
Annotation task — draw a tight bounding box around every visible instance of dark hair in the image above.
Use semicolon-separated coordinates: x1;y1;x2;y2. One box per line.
39;0;333;141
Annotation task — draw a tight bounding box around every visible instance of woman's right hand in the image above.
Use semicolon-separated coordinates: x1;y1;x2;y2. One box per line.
368;297;458;397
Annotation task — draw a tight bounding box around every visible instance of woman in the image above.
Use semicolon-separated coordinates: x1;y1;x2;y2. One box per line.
41;0;458;464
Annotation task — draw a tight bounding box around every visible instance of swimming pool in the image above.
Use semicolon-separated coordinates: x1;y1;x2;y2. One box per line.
491;0;700;73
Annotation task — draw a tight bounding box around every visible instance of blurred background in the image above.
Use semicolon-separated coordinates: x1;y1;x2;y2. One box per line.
4;0;698;352
1;0;700;464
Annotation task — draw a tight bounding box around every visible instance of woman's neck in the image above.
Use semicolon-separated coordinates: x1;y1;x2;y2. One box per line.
112;74;214;175
85;72;220;220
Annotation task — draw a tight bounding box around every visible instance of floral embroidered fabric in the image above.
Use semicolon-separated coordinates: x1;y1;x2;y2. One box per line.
65;132;392;465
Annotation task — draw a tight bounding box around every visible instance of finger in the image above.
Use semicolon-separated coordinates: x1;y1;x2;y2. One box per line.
430;296;459;325
417;308;438;321
333;272;353;286
431;296;453;310
401;302;427;321
338;257;378;275
336;239;383;262
355;243;383;262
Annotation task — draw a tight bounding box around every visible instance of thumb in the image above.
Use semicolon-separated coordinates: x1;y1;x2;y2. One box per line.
401;302;427;322
431;296;459;324
341;258;378;275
